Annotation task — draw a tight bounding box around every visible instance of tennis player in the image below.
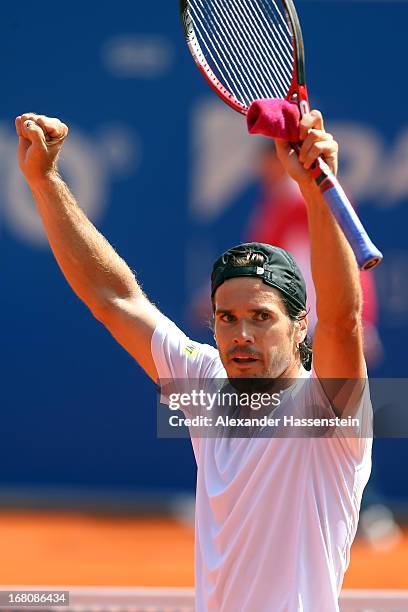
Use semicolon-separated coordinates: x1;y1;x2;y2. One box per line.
16;110;372;612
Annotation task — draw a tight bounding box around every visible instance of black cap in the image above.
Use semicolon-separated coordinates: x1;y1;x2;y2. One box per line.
211;242;307;313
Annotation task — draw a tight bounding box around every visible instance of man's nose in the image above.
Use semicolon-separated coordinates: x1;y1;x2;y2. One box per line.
233;320;255;344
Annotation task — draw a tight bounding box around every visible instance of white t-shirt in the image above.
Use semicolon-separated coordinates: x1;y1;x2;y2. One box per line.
151;315;372;612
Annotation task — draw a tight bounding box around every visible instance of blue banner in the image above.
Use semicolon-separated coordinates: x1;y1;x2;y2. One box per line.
1;0;407;503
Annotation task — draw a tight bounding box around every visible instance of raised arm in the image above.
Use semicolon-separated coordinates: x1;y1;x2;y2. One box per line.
275;111;365;412
16;113;160;382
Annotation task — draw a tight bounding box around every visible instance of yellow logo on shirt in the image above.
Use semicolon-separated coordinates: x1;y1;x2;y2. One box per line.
184;342;199;358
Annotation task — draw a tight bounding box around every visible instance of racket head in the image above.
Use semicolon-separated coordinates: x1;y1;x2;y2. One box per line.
179;0;307;115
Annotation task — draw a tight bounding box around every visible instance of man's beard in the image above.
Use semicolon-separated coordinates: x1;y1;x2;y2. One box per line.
227;359;288;394
227;376;279;394
225;347;290;393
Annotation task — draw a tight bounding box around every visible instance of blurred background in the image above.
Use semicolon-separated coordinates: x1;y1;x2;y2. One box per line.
1;0;407;595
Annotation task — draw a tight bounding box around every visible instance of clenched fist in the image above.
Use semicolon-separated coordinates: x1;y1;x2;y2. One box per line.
15;113;69;185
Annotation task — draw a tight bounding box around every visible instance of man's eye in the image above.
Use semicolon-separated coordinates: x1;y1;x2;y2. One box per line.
221;314;235;322
256;312;271;321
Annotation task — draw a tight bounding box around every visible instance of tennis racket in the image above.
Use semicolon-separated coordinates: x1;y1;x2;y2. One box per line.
179;0;382;270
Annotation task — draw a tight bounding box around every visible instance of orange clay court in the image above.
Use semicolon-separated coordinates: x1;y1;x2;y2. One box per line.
0;511;407;589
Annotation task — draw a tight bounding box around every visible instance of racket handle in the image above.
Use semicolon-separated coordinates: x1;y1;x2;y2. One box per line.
292;94;382;269
315;159;383;270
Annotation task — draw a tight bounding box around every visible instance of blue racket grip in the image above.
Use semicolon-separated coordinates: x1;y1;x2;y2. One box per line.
317;166;383;270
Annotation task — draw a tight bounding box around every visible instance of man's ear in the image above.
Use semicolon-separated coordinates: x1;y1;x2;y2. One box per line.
294;313;308;344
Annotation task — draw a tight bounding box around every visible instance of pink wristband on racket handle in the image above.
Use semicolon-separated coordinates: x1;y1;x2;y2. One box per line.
247;99;300;141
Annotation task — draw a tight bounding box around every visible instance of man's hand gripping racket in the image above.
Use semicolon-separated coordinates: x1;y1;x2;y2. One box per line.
265;106;339;187
180;0;382;270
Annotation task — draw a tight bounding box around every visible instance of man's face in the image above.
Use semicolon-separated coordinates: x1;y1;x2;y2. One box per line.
213;277;306;380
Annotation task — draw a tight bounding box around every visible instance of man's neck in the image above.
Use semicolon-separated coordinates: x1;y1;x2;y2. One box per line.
279;360;305;380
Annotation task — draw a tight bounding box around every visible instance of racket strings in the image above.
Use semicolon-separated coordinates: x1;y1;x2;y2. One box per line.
194;0;271;103
193;0;270;103
209;0;280;100
255;0;294;72
194;0;261;102
222;0;289;96
238;0;293;73
233;0;292;94
192;0;284;104
188;0;295;107
193;0;276;104
263;0;293;42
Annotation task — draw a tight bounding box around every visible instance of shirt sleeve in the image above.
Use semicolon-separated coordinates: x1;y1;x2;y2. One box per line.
151;315;219;379
151;313;223;409
151;314;224;460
